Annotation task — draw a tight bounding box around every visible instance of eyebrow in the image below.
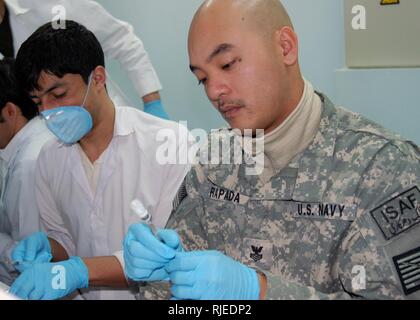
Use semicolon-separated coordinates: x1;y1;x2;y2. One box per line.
30;83;65;100
189;43;235;73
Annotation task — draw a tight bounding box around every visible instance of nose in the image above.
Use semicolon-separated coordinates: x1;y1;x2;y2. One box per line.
205;77;231;106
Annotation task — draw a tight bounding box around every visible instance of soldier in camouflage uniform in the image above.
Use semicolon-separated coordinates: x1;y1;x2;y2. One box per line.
123;0;420;299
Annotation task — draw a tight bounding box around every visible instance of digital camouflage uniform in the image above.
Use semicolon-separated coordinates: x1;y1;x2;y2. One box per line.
141;94;420;300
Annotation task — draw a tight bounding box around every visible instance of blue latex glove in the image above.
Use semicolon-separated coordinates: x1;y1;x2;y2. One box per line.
9;256;89;300
143;100;170;120
123;223;182;282
12;232;52;273
166;250;260;300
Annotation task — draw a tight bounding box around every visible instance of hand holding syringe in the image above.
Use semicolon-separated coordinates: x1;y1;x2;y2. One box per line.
124;199;183;290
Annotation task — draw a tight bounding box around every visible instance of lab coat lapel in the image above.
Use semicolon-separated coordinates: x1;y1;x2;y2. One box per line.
69;145;94;201
0;158;9;204
93;137;118;206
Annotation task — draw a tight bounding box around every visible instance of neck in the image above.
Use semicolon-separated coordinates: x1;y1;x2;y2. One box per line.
15;117;28;134
0;1;5;23
264;75;305;135
261;79;323;176
79;97;116;163
5;116;28;147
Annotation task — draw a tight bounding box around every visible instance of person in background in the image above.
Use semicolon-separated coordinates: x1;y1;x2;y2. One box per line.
0;0;169;119
9;21;191;300
0;58;52;285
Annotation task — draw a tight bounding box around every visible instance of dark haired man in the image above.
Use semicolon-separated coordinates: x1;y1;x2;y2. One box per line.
9;21;190;300
0;0;169;119
0;58;52;286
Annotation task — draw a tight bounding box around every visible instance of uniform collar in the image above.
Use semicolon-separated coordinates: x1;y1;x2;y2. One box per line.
290;93;338;202
4;0;30;16
0;116;43;164
206;129;240;190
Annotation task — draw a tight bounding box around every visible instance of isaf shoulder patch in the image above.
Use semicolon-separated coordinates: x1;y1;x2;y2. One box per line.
393;246;420;295
371;186;420;241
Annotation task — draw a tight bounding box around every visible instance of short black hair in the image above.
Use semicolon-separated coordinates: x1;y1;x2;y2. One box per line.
0;58;38;121
15;20;105;94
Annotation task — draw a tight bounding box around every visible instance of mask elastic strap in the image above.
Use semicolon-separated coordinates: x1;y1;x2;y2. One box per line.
81;72;94;107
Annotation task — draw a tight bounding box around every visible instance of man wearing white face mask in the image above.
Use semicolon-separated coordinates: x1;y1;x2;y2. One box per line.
0;58;53;286
9;21;191;300
40;73;95;145
0;0;169;119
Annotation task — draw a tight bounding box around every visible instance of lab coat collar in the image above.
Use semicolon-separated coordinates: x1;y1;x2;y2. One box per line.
4;0;30;16
65;106;133;202
0;116;44;164
113;106;136;137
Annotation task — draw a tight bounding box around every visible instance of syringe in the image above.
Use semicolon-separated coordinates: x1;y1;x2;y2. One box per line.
129;199;163;296
130;199;159;236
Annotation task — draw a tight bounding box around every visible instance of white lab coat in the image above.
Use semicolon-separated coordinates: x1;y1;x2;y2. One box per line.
0;117;53;285
4;0;162;102
36;106;191;300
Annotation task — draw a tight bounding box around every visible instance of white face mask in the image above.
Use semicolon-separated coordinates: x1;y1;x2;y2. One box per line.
40;73;94;144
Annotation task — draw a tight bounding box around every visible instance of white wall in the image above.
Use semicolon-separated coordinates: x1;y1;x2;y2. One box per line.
97;0;419;143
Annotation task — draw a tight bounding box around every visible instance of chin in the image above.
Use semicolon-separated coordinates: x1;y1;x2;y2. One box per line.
226;122;256;135
227;119;245;131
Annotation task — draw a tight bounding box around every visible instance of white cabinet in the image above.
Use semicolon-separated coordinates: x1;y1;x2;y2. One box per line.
344;0;420;67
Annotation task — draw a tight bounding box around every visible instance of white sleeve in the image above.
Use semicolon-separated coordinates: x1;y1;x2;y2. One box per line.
113;250;125;272
0;159;40;282
0;288;18;300
65;0;162;98
8;159;41;239
35;150;75;257
152;125;193;228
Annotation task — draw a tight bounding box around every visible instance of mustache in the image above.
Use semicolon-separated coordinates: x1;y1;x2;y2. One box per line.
216;98;246;110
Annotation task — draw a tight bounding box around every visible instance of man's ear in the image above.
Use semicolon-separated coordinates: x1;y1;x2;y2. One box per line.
92;66;107;92
274;26;299;66
1;102;20;121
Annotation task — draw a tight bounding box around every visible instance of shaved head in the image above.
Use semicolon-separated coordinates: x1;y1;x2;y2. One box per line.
188;0;304;133
191;0;293;41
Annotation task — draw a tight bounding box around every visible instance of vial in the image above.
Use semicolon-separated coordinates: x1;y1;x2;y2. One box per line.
130;199;158;235
131;199;151;222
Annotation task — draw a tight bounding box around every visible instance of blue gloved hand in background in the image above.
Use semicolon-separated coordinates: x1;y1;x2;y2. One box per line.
9;256;89;300
143;100;170;120
166;250;260;300
123;223;182;282
11;232;52;273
